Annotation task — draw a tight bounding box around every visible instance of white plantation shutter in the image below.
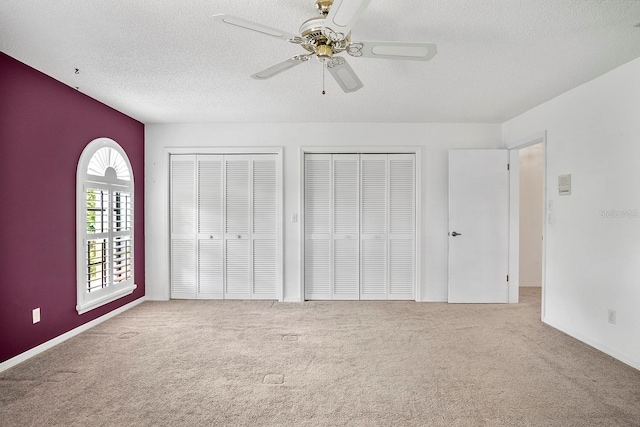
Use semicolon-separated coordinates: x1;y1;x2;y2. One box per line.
388;154;415;299
360;154;388;300
197;156;224;299
332;154;359;299
77;138;136;314
305;154;332;299
171;155;197;298
252;156;278;298
112;187;132;286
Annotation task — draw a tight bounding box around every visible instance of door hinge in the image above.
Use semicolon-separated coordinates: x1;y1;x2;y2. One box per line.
506;275;509;282
507;164;510;171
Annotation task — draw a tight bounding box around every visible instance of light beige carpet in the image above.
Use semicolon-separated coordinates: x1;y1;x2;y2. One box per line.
1;288;639;426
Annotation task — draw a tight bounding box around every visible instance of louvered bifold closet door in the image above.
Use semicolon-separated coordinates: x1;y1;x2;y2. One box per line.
332;154;360;300
224;155;251;299
170;155;197;299
360;154;389;300
305;154;332;300
388;154;415;300
251;155;278;299
197;155;224;299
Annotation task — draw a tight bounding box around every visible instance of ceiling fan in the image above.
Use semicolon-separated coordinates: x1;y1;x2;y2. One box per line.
213;0;437;93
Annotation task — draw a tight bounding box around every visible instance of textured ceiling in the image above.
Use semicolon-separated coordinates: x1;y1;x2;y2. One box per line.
2;0;640;124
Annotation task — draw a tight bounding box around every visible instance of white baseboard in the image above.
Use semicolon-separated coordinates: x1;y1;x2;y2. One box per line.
0;297;146;373
421;296;448;302
284;296;304;303
543;317;640;372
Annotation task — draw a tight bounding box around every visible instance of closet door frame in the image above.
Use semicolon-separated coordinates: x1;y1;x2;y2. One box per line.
167;147;284;301
299;146;422;302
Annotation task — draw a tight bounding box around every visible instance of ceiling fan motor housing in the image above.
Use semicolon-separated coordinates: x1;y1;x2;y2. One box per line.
299;16;350;58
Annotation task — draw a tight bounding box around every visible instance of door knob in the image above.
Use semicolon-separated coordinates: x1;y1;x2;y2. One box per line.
451;231;462;237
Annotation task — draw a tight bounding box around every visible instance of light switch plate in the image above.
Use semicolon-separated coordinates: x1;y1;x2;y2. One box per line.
558;174;571;196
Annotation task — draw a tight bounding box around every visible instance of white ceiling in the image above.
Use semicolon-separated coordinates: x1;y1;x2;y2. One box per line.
2;0;640;124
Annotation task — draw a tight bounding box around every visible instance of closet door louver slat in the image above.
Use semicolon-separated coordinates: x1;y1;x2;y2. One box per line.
332;154;359;299
305;154;332;299
251;157;278;298
197;156;224;299
198;239;223;297
388;155;415;300
170;156;197;298
360;154;388;300
224;156;251;299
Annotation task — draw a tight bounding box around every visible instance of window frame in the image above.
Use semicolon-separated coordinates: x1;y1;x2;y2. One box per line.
76;137;136;314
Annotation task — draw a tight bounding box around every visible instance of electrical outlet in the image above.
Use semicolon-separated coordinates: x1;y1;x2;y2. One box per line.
32;308;41;324
608;309;616;325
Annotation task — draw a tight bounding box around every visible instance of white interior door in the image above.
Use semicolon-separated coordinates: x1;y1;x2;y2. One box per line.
448;149;509;303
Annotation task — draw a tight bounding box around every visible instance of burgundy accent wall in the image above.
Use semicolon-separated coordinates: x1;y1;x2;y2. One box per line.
0;52;145;363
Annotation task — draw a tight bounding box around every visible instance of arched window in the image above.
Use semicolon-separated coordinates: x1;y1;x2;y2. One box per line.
76;138;136;314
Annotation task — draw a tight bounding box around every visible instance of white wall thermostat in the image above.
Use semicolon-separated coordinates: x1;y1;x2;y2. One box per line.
558;174;571;196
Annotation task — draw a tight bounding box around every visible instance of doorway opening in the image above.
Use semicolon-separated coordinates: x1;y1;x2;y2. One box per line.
508;132;546;315
518;143;544;289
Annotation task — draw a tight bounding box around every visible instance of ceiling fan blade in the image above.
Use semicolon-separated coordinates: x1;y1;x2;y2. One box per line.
348;41;437;61
324;0;372;37
325;57;363;93
213;14;298;42
251;56;311;80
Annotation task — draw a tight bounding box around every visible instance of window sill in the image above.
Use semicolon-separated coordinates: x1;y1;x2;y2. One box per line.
76;284;137;315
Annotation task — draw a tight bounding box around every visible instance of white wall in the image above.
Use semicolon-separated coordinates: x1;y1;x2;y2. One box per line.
145;123;502;303
519;144;544;286
503;57;640;370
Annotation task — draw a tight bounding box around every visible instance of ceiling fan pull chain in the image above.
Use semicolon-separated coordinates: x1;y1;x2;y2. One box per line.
322;63;326;95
